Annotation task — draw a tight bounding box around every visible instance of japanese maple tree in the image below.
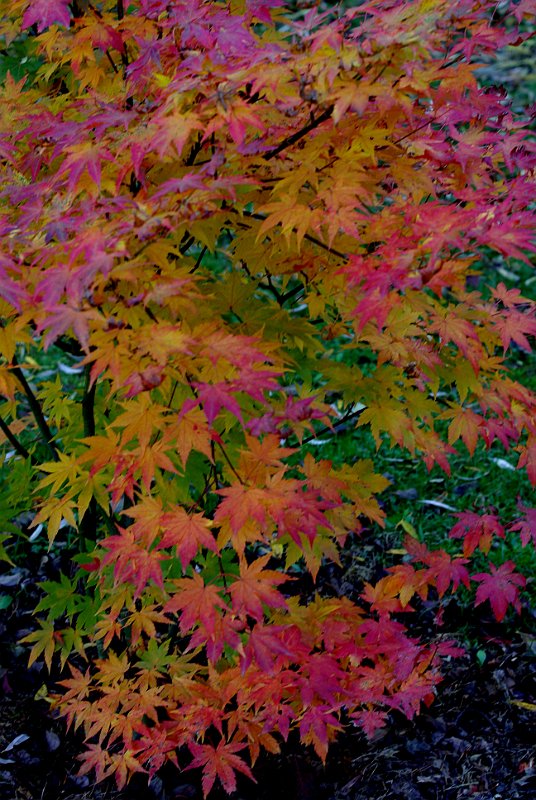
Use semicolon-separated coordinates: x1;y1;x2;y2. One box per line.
0;0;535;795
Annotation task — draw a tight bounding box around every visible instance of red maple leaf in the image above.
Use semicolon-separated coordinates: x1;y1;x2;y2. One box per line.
164;573;228;636
242;624;294;673
159;508;218;570
350;708;388;737
214;484;269;540
188;740;255;797
426;551;470;597
229;556;288;621
100;527;165;598
298;704;342;762
404;536;470;597
449;511;505;556
472;561;526;621
492;309;536;352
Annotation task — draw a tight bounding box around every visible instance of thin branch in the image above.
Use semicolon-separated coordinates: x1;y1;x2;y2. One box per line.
11;357;59;461
301;405;366;446
189;245;207;274
262;106;334;161
280;283;305;305
80;365;117;540
104;49;119;74
0;413;31;460
392;110;448;145
185;135;204;167
216;441;244;485
179;234;196;255
81;365;96;438
228;208;348;260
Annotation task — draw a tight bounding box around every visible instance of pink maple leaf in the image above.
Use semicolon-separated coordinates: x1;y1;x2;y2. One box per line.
22;0;70;32
509;504;536;548
194;382;244;425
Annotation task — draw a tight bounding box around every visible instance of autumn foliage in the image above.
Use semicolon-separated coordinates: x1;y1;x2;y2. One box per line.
0;0;535;794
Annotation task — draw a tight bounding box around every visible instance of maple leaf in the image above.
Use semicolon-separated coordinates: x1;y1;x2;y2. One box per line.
361;577;404;615
159;508;218;571
299;704;343;763
472;561;526;621
188;740;256;797
20;620;57;671
404;538;470;598
56;142;114;193
224;101;265;146
77;743;113;784
449;512;505;557
22;0;70;32
100;527;166;598
242;624;294;673
229;556;288;621
350;708;388;738
37;304;103;352
164;573;228;636
110;750;146;790
166;407;214;466
509;504;536;548
214;484;269;547
193;383;244;425
428;311;482;366
442;404;483;455
492;310;536;352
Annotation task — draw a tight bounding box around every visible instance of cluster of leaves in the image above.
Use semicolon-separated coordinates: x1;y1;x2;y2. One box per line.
0;0;535;795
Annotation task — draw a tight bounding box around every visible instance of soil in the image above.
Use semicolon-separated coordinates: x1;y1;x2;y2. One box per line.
1;557;535;800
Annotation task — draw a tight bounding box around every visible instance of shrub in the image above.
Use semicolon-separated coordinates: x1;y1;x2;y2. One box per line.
0;0;535;794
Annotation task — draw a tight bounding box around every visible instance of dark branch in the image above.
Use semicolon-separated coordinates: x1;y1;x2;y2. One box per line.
301;405;366;446
228;207;348;260
79;366;101;544
185;135;204;167
0;414;32;461
216;441;244;485
262;106;334;161
80;365;117;540
81;365;96;438
189;245;207;274
179;234;196;255
12;357;59;461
